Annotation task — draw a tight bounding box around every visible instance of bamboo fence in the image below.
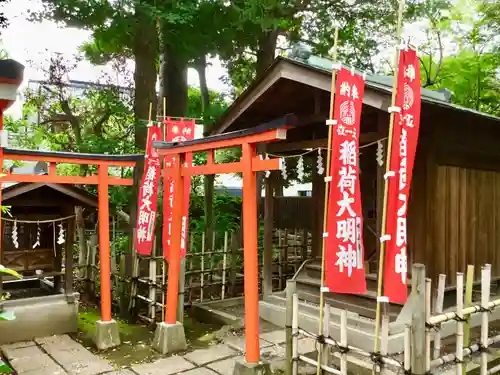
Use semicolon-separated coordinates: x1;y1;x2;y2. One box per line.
75;228;311;322
287;263;500;375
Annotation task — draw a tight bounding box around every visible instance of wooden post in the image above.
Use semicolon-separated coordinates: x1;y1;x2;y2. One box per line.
285;280;297;375
165;153;185;324
241;142;260;364
98;163;112;322
411;263;426;374
177;257;186;323
65;216;75;298
263;172;274;298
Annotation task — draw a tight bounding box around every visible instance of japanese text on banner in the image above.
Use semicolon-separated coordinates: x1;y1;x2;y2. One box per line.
325;68;367;295
135;125;163;256
383;48;421;304
162;118;195;261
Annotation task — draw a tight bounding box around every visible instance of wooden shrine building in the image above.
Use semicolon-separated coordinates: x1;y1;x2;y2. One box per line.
1;179;103;292
210;55;500;320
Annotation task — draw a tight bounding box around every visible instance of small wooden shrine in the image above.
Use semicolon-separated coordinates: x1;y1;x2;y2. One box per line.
1;179;102;289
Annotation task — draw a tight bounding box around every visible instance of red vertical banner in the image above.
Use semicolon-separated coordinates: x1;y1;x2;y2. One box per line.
162;118;195;261
325;68;367;294
135;124;163;256
383;48;421;304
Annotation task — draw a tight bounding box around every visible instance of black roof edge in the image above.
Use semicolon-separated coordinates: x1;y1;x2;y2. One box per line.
4;148;143;162
153;114;295;150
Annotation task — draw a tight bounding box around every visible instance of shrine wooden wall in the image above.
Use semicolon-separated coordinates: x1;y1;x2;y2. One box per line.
408;106;500;286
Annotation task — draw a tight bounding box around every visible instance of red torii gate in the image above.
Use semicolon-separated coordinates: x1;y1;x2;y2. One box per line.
0;148;141;349
153;122;288;370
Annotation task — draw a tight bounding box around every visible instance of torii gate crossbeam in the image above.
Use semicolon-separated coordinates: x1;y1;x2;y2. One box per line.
154;124;288;365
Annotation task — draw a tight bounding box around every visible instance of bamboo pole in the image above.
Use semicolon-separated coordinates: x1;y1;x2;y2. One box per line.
292;293;299;375
404;325;411;372
286;280;297;375
429;297;500;325
433;274;446;359
456;272;464;375
340;310;348;375
315;25;339;375
463;265;474;375
321;303;330;369
380;314;390;375
201;232;205;302
373;0;406;353
431;333;500;368
149;239;157;320
480;264;491;375
222;231;228;300
425;278;431;373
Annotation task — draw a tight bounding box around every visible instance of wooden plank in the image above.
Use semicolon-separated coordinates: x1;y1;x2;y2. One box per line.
458;167;467;277
436;166;447;283
448;167;459;278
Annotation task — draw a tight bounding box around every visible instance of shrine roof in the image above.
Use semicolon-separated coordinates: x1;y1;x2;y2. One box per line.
211;56;499;135
1;181;103;209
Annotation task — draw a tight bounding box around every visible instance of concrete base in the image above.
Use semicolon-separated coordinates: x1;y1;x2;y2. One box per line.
94;319;121;350
0;293;79;345
233;359;271;375
152;321;187;354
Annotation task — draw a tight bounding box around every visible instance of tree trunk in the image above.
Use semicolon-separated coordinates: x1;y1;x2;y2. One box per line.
133;2;158;150
195;56;215;251
256;29;279;77
160;44;189;117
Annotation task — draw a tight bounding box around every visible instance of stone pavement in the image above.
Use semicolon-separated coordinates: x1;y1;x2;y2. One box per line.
1;331;316;375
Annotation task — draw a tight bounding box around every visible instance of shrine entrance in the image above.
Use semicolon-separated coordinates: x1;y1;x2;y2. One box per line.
153;122;288;371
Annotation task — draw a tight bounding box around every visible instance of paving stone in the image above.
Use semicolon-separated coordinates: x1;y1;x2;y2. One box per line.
183;344;236;366
181;368;219;375
132;356;195;375
35;335;81;349
4;344;66;375
207;356;244;375
224;337;273;353
259;331;286;345
10;355;66;374
36;335;113;375
0;340;36;354
1;344;43;361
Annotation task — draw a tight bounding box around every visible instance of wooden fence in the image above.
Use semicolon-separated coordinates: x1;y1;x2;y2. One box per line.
75;228;312;322
285;263;500;375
